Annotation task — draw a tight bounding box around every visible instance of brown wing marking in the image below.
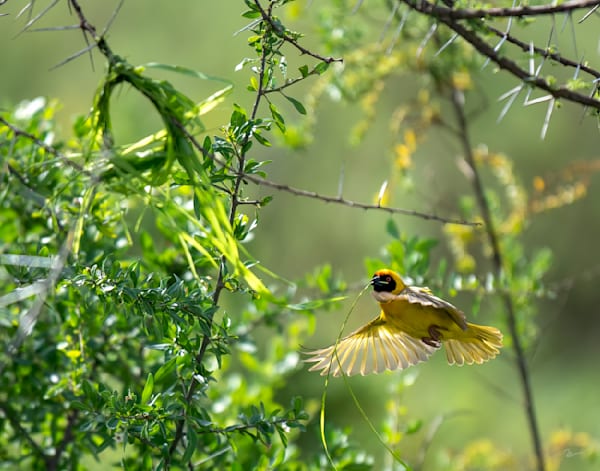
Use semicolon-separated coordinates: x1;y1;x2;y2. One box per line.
398;286;468;331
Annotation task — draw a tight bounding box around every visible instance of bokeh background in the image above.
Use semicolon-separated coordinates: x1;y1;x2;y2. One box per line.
2;1;599;468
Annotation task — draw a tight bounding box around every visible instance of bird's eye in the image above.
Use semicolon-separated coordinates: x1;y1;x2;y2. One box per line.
385;276;392;282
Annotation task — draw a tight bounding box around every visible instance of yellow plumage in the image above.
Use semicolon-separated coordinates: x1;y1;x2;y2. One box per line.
305;269;503;376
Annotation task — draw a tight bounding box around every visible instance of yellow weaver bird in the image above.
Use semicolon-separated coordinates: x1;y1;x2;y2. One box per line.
305;269;503;376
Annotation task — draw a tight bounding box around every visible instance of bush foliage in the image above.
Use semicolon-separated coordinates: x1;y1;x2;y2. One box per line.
1;1;599;470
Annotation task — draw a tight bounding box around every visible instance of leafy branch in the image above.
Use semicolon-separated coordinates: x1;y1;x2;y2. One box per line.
250;0;343;65
166;0;329;462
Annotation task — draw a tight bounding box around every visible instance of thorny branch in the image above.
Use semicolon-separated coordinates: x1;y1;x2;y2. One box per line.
411;0;600;20
486;24;600;81
399;0;600;111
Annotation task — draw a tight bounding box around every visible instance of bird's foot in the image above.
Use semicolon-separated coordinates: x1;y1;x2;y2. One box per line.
422;325;442;348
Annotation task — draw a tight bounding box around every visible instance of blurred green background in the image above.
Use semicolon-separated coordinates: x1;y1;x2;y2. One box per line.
2;1;599;468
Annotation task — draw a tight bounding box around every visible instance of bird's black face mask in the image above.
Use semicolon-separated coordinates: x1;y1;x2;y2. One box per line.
371;273;396;292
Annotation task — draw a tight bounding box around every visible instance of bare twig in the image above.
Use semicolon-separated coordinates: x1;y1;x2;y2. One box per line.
263;74;313;94
449;88;546;471
241;172;481;226
6;163;48;206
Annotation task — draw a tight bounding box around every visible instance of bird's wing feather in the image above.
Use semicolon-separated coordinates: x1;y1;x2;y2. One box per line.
398;286;468;330
304;316;438;376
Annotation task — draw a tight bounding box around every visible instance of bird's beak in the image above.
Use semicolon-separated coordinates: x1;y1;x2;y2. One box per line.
370;274;388;289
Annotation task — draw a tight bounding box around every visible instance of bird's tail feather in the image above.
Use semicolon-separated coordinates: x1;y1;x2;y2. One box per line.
444;324;503;366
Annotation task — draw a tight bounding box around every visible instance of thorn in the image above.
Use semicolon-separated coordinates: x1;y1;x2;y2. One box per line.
416;23;438;59
386;8;410;56
49;42;96;71
337;163;345;199
540;98;555;140
524;95;553;106
434;33;459;57
102;0;124;36
379;1;400;43
572;54;585;80
377;180;388;207
497;84;524;123
528;41;535;76
579;4;599;23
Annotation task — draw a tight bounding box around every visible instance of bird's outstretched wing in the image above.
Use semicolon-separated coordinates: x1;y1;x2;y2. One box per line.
399;286;468;331
304;316;438;376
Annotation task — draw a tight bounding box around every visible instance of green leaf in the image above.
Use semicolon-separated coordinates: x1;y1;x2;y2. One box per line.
244;159;270;177
253;131;271;147
141;373;154;404
249;76;259;91
386;218;400;239
406;419;422;434
269;103;286;132
154;357;177;383
260;195;273;206
247;35;261;45
70;400;91;411
182;424;198;462
202;135;212;154
241;10;261;19
298;65;309;77
230;104;248;128
284;95;307;115
292;396;303;414
314;61;330;75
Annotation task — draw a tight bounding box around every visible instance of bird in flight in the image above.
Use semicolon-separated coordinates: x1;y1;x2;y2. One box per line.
304;269;503;376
